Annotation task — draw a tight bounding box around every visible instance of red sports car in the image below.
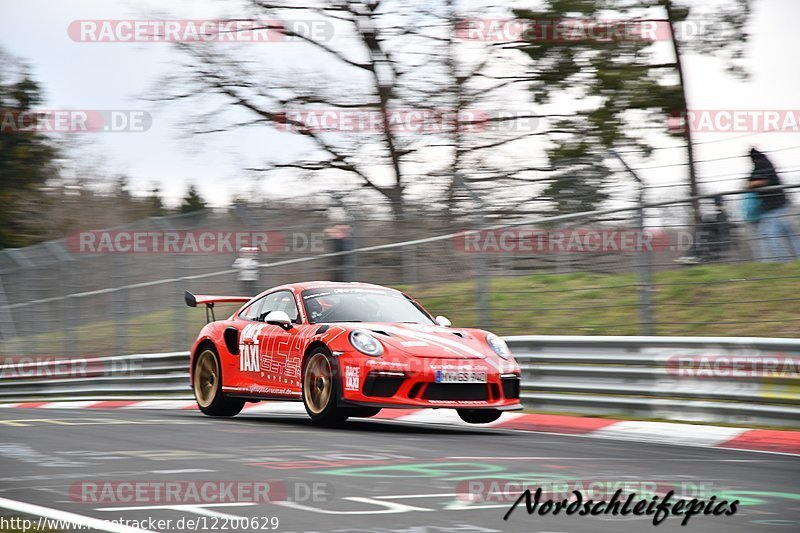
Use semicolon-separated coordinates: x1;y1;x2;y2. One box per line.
185;281;522;424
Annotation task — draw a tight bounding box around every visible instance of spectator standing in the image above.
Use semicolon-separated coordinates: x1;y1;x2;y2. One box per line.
233;246;260;295
324;225;353;282
746;148;800;261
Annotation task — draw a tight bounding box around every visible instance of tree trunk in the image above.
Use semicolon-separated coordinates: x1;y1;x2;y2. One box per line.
664;0;702;226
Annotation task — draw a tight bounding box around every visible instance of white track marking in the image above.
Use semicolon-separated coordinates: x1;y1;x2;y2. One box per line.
98;503;253;521
447;456;765;462
149;469;215;474
41;401;102;409
592;420;749;447
393;410;525;427
242;402;306;414
121;400;195;410
0;496;157;533
96;503;255;512
274;496;433;515
1;401;796;457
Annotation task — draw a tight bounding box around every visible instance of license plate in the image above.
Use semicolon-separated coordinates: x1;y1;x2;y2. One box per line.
435;370;487;383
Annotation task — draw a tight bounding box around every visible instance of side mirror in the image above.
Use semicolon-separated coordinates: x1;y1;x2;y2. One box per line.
264;310;293;330
435;315;452;327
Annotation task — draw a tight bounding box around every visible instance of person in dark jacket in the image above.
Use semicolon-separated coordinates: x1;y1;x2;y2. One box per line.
746;148;800;261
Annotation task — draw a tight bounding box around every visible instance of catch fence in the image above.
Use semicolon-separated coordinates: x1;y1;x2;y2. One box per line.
1;186;799;357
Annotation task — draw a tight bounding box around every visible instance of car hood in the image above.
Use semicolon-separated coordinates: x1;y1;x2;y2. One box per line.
346;322;491;360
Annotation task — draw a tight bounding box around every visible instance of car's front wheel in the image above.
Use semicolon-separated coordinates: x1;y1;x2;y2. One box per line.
302;349;349;425
457;408;502;424
193;347;245;417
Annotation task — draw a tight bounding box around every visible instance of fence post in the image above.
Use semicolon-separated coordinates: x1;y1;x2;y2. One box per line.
454;173;490;328
174;255;186;353
66;258;79;356
474;241;490;329
612;151;655;335
348;217;359;282
113;254;128;355
8;250;37;356
635;203;655;335
402;245;419;286
0;273;20;355
59;259;69;355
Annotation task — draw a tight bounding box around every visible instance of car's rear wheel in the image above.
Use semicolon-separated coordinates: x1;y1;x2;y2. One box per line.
193;347;245;417
457;408;502;424
302;349;349;425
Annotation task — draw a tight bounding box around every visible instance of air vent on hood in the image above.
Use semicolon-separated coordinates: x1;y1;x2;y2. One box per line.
369;330;390;336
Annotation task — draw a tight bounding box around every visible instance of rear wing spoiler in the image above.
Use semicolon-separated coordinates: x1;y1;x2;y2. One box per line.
184;290;251;322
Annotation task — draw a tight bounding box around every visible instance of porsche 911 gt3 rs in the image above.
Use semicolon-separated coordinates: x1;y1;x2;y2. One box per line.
186;281;522;424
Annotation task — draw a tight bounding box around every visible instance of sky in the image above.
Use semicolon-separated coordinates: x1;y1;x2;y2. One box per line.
1;0;799;209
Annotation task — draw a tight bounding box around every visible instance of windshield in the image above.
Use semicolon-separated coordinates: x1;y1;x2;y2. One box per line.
301;287;435;325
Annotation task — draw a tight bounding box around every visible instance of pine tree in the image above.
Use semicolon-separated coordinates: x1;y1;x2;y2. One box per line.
180;185;207;214
514;0;752;217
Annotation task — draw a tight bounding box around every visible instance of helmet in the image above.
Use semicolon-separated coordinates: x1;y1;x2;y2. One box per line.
306;298;324;320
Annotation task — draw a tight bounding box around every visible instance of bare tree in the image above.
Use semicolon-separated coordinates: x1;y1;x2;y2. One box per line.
153;0;570;223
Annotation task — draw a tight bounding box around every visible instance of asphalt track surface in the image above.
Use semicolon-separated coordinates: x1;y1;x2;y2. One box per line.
0;407;798;533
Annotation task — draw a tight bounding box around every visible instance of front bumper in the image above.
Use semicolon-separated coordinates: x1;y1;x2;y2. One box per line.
337;355;522;410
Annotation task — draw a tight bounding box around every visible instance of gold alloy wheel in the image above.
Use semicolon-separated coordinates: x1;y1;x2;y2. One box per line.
303;353;333;415
194;349;219;409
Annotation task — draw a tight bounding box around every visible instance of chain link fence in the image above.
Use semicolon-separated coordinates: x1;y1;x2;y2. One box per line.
1;186;799;357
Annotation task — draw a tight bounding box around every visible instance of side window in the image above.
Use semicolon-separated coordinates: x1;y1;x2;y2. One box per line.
240;296;266;321
259;291;300;323
276;292;300;323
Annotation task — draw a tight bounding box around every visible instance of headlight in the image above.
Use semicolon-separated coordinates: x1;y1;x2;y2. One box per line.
486;333;512;360
349;330;384;356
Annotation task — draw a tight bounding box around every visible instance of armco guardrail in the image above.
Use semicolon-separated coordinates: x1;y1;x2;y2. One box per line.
0;352;191;400
507;336;800;427
1;337;798;426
